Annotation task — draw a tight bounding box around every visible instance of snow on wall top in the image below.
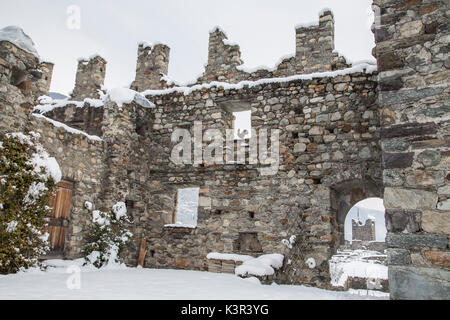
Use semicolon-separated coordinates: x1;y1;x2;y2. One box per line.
236;54;295;74
142;62;377;97
34;87;155;114
32;113;103;142
209;26;228;36
295;8;333;29
138;41;166;50
0;26;39;57
77;54;105;63
106;87;155;109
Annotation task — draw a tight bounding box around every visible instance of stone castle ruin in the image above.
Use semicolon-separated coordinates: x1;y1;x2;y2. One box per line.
352;215;376;242
0;1;449;299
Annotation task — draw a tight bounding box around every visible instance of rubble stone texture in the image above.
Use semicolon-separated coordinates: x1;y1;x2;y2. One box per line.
130;43;170;91
373;0;450;299
352;218;376;242
0;2;448;299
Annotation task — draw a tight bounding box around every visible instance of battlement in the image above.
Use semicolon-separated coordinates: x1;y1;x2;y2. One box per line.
196;10;349;84
295;9;343;73
59;9;350;96
71;55;107;101
199;27;244;83
130;42;170;92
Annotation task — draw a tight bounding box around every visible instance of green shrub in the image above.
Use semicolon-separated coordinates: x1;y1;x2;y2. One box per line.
0;132;58;274
83;202;133;268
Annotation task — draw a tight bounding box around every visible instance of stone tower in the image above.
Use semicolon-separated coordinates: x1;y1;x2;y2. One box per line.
71;55;106;101
352;214;376;242
295;10;347;73
37;61;54;95
202;27;243;82
130;42;170;92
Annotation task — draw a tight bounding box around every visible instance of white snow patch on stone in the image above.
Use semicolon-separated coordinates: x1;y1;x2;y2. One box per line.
0;26;39;57
32;114;103;142
236;54;295;74
34;95;103;114
209;25;228;37
206;252;254;262
106;87;155;108
77;54;103;62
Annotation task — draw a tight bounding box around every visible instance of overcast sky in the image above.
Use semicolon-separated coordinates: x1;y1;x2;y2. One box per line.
0;0;375;95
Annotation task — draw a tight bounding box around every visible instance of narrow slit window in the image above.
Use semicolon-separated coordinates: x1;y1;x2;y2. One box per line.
173;187;199;228
233;110;251;140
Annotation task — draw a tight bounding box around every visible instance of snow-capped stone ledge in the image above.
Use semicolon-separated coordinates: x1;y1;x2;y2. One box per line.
0;26;39;57
34;95;104;114
34;87;155;114
106;87;155;109
32;113;103;142
141;63;377;97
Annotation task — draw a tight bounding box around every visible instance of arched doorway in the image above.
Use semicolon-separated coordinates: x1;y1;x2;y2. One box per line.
330;178;383;247
329;197;388;295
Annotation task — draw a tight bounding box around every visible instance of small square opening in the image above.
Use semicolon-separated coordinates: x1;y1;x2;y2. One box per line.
233;110;251;140
172;187;200;228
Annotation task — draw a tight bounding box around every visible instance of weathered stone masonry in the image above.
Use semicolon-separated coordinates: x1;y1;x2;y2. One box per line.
373;0;450;299
0;3;448;299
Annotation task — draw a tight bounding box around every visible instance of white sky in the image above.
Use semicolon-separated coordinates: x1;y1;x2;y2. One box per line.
234;111;251;139
0;0;375;95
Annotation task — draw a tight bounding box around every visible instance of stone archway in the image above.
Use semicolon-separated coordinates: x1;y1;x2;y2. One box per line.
330;178;383;249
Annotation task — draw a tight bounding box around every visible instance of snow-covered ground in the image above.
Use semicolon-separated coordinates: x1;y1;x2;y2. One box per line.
0;259;389;300
329;249;388;287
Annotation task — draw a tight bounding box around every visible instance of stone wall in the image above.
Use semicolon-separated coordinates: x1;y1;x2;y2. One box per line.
373;0;450;299
29;58;380;288
41;103;105;137
29;116;107;257
0;42;110;259
37;62;54;95
109;68;381;288
0;41;52;114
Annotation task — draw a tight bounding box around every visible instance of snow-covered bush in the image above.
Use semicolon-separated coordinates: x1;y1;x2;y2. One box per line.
0;132;60;274
83;202;133;268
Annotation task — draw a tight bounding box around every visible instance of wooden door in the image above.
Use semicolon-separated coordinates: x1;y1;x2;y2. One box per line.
46;180;73;253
